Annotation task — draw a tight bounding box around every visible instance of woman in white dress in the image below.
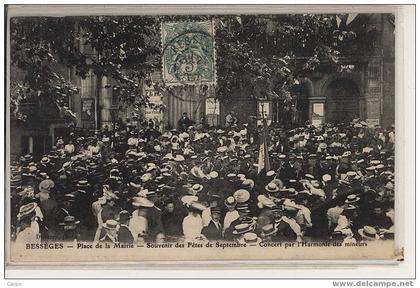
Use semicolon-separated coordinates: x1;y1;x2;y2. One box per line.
129;197;152;243
182;202;207;241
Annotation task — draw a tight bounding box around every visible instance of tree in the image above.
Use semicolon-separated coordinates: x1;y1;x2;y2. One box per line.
10;14;378;125
214;14;378;125
10;16;161;124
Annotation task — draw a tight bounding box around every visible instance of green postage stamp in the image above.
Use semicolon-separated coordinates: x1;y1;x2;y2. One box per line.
161;21;216;85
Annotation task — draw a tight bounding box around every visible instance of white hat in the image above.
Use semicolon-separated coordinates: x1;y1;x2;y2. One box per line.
322;174;332;182
224;196;237;208
174;155;185;162
358;226;380;240
233;189;250;203
209;171;219;179
345;194;360;204
265;182;279;193
103;219;119;230
189;201;207;211
266;170;276;177
217;146;228;153
238;232;262;245
257;195;276;208
346;171;357;177
132;197;153;208
141;173;153;182
181;195;199;206
146;163;157;172
191;184;204;194
342;151;352;158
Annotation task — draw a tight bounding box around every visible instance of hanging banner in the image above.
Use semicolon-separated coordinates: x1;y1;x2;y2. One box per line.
205;98;220;115
144;84;163;130
311;102;325;127
257;101;272;126
161;21;216;85
81;98;96;129
205;97;219;127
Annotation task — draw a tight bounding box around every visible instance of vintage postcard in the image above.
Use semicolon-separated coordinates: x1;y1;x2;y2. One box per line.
5;5;401;265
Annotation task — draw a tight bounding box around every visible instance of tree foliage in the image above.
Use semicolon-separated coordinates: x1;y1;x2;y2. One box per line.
10;14;377;122
214;14;376;104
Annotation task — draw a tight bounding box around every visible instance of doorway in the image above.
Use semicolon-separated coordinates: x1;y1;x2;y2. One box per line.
324;79;360;124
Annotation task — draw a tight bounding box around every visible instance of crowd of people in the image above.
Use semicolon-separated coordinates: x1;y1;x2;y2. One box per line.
10;115;395;246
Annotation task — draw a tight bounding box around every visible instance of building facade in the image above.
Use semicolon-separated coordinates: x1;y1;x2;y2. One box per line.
10;14;394;158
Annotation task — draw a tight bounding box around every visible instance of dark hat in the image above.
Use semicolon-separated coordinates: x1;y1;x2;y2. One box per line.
260;224;278;238
24;154;33;161
210;206;222;214
64;193;76;202
59;216;80;228
331;230;345;241
241;216;256;226
117;210;131;222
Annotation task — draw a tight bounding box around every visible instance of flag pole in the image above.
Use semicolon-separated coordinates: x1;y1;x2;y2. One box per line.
257;103;270;173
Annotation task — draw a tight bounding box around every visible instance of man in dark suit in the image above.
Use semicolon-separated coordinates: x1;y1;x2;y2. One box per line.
117;210;134;244
202;207;223;241
178;112;194;132
162;200;186;240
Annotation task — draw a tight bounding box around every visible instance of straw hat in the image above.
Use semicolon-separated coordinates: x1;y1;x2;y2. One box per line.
232;223;253;235
224;196;237;208
242;179;255;190
345;194;360;204
257;195;276;209
132;197;154;208
238;232;262;246
103;219;119;230
358;226;380;240
265;182;279;193
233;189;250;203
189;201;207;212
38;179;55;193
191;184;204;195
322;174;332;182
181;195;199;206
17;202;37;220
